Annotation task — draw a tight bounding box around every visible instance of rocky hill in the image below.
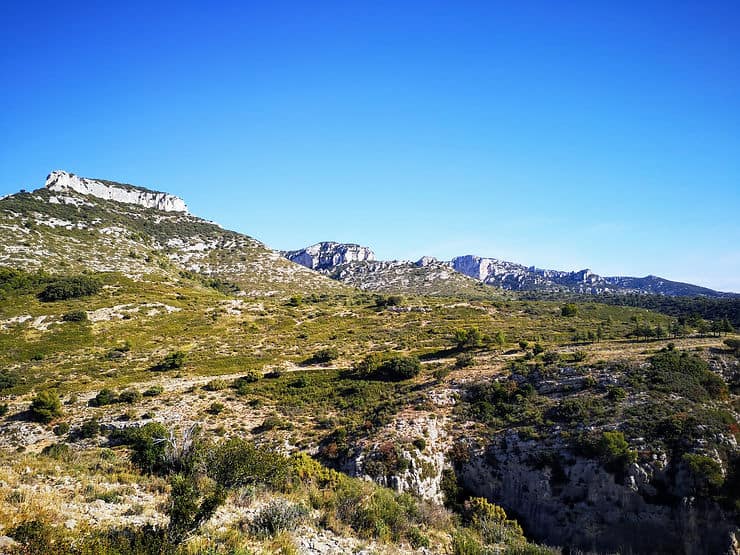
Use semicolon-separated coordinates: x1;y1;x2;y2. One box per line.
284;242;735;297
0;171;344;296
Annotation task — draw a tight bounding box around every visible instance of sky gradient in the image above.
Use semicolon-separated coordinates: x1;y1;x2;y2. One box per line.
1;1;739;291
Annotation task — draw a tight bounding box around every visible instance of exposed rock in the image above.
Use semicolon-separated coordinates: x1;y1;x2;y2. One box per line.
45;170;188;213
457;431;738;555
284;242;736;297
283;242;375;270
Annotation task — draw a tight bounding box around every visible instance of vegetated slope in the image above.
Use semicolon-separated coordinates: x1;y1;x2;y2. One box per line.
0;175;344;296
0;172;738;554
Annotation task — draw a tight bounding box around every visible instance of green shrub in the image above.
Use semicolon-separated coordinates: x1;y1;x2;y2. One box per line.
29;390;63;423
89;388;118;407
456;352;475;368
561;304;578;317
250;500;308;538
0;403;8;417
207;438;292;490
606;385;627;401
61;310;88;322
0;370;18;391
352;353;421;381
166;472;226;543
41;442;72;461
552;395;604;424
53;422;70;436
452;529;486;555
38;275;102;302
77;418;101;439
203;379;228;391
112;422;170;474
151;351;186;371
304;347;339;365
413;438;427;451
581;430;636;472
143;385;164;397
118;389;142;404
648;349;728;401
683;453;724;495
453;327;484;350
206;402;225;415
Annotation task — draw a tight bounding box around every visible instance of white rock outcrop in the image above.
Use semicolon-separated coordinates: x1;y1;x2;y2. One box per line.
283;242;375;270
45;170;188;213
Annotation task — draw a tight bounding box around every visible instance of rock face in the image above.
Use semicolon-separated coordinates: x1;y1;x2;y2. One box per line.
285;244;735;297
45;170;189;213
450;255;731;296
458;432;737;555
283;242;375;270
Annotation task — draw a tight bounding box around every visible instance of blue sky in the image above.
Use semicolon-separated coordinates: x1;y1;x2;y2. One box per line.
1;1;739;291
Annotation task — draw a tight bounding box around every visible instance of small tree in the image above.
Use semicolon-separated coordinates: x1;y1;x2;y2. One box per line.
561;304;578;317
493;331;506;349
152;351;186;371
29;390;63;423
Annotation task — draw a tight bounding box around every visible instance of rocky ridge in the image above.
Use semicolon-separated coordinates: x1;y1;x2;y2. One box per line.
0;171;344;296
284;243;735;297
46;170;189;213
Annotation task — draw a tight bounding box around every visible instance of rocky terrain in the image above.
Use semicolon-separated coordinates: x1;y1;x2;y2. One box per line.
284;243;737;298
0;171;738;555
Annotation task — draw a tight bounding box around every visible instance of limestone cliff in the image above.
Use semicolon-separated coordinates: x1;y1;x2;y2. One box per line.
45;170;189;213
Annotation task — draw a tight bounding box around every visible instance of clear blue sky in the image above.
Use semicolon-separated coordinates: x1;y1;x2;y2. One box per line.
1;1;739;291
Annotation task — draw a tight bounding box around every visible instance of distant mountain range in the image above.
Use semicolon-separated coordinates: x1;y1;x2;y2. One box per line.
284;242;737;298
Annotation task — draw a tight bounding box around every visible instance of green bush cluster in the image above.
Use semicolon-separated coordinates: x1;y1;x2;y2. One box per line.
61;310;88;322
350;353;421;381
150;351;186;372
38;275;102;302
648;348;728;401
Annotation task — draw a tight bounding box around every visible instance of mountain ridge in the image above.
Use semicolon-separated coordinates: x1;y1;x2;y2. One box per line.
286;242;737;297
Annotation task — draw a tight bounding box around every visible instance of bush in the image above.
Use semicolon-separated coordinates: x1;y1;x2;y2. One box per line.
203;379;228;391
580;430;636;473
561;304;578;317
207;438;292;490
29;390;63;423
112;422;170;474
648;349;728;401
143;385;164;397
77;418;101;439
89;388;119;407
207;402;225;415
683;453;724;495
453;327;484;350
456;352;475;368
249;500;308;538
606;385;627;401
304;347;339;365
352;353;421;381
61;310;88;322
53;422;70;436
38;275;102;302
151;351;186;371
0;403;8;417
0;370;19;391
41;442;72;461
119;389;142;404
